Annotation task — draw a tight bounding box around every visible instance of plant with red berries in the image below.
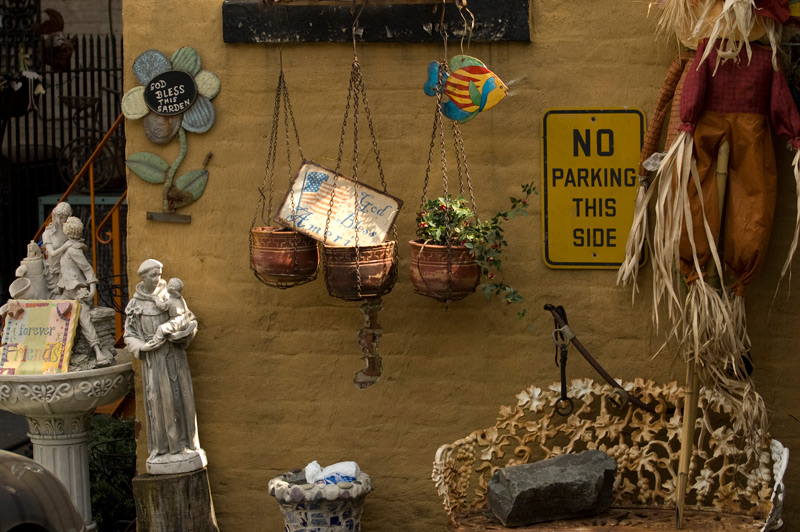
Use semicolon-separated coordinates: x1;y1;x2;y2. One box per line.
415;182;537;326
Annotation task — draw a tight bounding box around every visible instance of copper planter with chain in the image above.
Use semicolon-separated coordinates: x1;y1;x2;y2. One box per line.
323;241;397;301
250;226;319;288
409;240;479;302
249;45;313;289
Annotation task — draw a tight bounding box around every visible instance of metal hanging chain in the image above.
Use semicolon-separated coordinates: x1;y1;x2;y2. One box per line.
324;58;357;249
420;69;444;211
275;54;309;277
352;61;363;299
424;60;454;303
250;46;305;231
282;70;304;222
353;57;395;244
249;53;286;282
250;63;284;232
324;2;395;300
452;121;476;215
452;121;465;197
250;43;311;286
436;65;453;303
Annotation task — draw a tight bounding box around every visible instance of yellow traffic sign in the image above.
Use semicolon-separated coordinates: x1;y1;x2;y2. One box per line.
542;108;644;269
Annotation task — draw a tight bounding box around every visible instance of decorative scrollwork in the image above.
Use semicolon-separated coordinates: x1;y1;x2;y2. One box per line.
17;382;71;403
432;378;780;529
0;384;12;402
27;413;91;437
29;416;64;436
78;375;124;398
0;0;40;33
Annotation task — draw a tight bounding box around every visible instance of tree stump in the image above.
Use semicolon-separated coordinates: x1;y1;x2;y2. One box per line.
133;468;219;532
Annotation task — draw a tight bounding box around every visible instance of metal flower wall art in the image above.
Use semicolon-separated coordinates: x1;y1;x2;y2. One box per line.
122;47;220;222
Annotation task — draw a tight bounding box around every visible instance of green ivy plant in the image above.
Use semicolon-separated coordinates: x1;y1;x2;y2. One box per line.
415;183;537;326
89;415;136;531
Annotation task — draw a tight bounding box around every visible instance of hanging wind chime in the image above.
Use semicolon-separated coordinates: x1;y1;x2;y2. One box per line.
321;3;403;389
250;42;319;288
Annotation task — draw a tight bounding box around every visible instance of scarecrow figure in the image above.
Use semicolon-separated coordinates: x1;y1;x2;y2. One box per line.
620;0;800;440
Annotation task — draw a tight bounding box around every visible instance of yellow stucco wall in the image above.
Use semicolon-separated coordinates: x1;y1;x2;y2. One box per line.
122;1;800;530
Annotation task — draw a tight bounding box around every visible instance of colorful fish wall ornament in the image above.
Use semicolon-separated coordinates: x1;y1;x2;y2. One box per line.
423;55;508;124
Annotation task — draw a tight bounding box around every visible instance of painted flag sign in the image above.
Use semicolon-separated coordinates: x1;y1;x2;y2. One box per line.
0;299;80;375
300;170;349;218
275;161;403;247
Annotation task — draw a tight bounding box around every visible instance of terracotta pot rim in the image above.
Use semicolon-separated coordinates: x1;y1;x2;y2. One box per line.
323;240;397;251
409;239;471;250
251;226;300;234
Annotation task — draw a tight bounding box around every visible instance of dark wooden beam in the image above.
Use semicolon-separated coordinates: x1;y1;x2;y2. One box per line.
222;0;530;44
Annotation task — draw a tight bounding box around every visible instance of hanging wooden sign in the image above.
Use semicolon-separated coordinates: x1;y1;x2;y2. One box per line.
275;161;403;247
0;300;80;375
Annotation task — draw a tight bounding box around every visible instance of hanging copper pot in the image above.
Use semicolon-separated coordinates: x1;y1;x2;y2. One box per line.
323;241;398;301
409;240;480;302
250;226;319;288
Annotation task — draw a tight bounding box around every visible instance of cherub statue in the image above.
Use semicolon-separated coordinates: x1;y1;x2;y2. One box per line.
41;201;72;297
143;277;197;350
57;216;112;367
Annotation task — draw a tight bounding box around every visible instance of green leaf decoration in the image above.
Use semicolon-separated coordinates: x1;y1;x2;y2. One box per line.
449;54;485;71
126;152;168;184
169;169;208;209
468;81;481;106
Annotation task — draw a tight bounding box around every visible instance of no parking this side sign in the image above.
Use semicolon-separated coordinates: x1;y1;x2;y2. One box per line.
541;108;645;269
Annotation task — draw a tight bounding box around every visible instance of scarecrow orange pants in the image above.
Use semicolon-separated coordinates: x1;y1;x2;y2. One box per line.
679;111;777;296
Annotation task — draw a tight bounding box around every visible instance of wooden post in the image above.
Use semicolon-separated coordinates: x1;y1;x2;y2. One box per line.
676;139;729;528
133;468;219;532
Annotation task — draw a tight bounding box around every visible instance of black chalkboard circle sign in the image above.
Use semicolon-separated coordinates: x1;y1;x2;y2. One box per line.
144;70;198;116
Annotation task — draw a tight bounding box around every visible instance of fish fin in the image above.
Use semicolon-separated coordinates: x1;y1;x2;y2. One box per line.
478;77;497;111
424;61;442;97
457;110;479;124
468;80;481;106
441;100;472;122
449;54;486;71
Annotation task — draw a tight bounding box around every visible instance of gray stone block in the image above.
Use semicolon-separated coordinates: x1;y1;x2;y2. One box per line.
488;449;617;527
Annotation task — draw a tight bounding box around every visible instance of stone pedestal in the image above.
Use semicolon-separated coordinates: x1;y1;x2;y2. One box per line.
0;351;134;530
28;411;94;527
133;468;219;532
147;448;207;475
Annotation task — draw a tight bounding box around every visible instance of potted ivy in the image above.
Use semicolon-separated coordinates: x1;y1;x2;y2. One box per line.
0;44;45;119
410;183;536;319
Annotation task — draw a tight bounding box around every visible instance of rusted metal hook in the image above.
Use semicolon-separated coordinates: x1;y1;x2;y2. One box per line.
543;304;656;413
351;0;368;57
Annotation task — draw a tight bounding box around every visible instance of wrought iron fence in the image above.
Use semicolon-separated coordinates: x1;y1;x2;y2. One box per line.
1;31;125;300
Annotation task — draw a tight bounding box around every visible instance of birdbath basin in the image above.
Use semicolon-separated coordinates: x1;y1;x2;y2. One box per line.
0;350;134;531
